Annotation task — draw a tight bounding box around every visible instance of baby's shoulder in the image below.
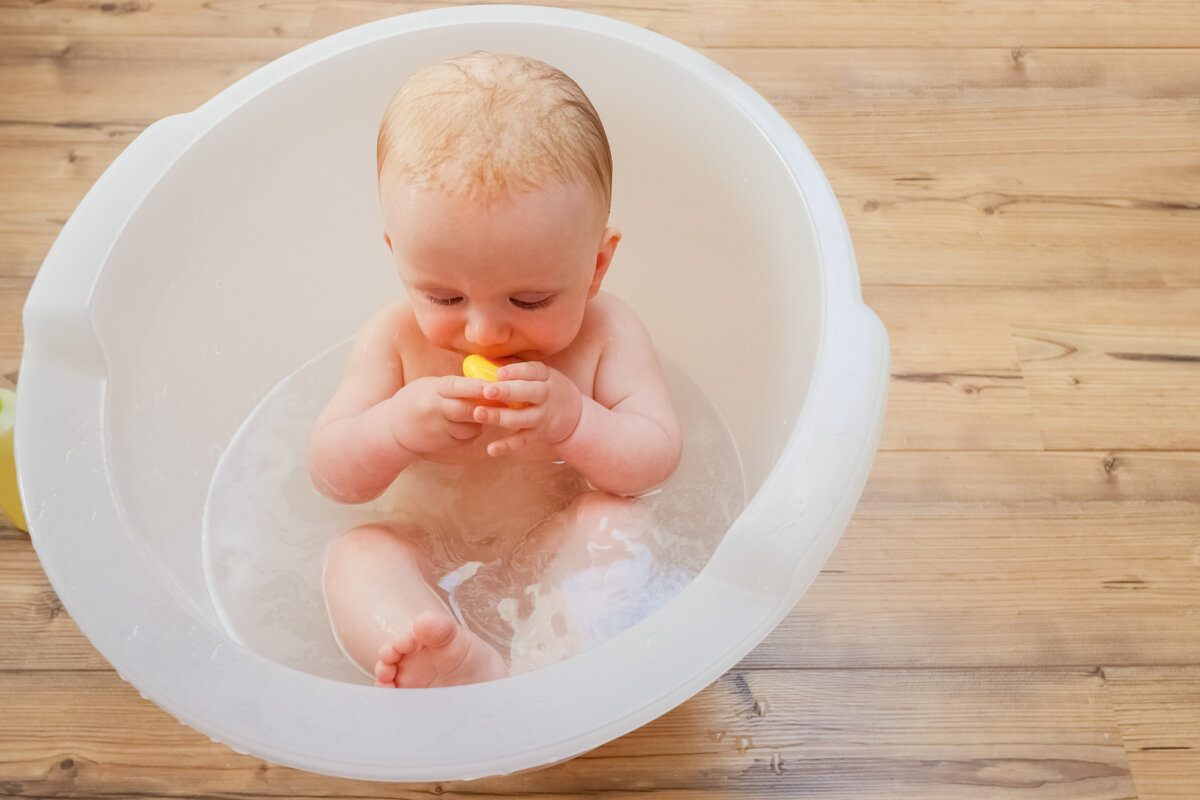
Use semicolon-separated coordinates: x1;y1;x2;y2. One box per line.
346;298;429;371
584;291;644;328
358;297;421;344
582;291;652;343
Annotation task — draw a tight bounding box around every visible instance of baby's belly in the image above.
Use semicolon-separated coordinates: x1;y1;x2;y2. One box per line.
371;450;589;563
420;430;558;466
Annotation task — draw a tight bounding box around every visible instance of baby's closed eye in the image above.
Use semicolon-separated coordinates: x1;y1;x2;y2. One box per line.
510;293;554;310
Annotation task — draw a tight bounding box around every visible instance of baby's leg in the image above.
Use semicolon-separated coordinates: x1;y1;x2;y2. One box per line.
506;492;659;661
533;491;649;577
323;524;507;688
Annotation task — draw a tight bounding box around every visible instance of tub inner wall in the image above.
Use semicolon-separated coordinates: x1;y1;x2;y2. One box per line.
87;25;823;621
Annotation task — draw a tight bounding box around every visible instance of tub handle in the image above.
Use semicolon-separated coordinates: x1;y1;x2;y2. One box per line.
25;114;198;323
19;114;199;533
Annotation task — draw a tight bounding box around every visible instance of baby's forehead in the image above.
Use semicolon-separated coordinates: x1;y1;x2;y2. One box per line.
383;171;604;213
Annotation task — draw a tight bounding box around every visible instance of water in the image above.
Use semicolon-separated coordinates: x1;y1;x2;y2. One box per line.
202;339;745;683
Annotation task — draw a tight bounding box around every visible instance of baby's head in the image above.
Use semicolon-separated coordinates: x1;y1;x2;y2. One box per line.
377;51;611;218
377;53;620;361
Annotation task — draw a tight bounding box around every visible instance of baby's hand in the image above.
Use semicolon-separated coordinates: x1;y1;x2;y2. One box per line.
393;376;489;456
471;362;583;457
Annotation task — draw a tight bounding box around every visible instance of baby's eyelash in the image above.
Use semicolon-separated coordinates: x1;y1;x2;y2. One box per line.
511;297;553;310
426;294;462;306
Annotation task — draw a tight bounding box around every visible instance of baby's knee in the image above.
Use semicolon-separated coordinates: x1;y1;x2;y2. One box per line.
325;524;410;571
568;492;646;544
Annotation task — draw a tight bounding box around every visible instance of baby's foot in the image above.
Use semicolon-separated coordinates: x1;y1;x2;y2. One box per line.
374;611;508;688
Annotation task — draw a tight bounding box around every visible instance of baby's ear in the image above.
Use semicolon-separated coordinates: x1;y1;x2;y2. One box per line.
588;227;621;298
383;232;393;252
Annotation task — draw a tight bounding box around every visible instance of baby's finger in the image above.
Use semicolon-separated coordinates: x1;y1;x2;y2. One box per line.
488;430;531;457
445;421;482;441
438;375;489;400
440;397;481;423
482;379;548;407
496;361;551;382
474;404;542;430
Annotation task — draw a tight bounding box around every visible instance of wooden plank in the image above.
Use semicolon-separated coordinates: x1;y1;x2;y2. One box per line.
0;31;300;61
1024;371;1200;451
0;138;113;277
866;287;1021;374
0;538;110;671
742;503;1200;669
866;286;1043;451
1009;290;1200;373
835;156;1200;288
745;46;1200;296
4;0;1200;48
724;48;1200;112
861;451;1200;509
1004;290;1200;451
1108;667;1200;800
0;278;29;381
0;0;324;39
0;47;269;127
881;373;1044;451
747;46;1200;289
871;287;1200;451
0;667;1135;798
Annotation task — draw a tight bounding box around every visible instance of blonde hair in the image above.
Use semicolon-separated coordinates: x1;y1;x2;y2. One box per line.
377;51;612;209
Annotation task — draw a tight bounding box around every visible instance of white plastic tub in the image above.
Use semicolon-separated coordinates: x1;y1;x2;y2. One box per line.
18;5;888;781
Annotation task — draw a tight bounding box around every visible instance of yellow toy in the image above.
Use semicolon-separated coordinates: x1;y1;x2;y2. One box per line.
462;354;502;382
462;355;526;409
0;388;27;532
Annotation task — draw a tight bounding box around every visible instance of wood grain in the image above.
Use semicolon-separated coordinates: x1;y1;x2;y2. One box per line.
4;0;1200;47
1108;668;1200;800
0;668;1137;798
2;0;1199;796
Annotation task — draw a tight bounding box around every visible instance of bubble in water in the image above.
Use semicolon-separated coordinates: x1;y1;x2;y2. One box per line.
202;339;745;683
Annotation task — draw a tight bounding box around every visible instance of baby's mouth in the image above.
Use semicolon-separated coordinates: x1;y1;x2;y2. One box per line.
463;350;525;364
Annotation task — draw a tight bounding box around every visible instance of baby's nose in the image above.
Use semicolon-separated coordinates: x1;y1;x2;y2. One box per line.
465;313;509;346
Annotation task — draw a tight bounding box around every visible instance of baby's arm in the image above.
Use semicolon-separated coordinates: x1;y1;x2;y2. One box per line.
478;298;682;496
308;305;485;504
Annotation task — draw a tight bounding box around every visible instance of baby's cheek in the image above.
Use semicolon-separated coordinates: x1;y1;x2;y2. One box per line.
415;315;458;349
537;312;585;354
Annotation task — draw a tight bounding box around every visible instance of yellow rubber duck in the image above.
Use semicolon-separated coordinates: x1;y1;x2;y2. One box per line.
462;355;526;409
462;354;503;383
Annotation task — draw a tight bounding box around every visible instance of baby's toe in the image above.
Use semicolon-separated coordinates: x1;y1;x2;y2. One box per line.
381;633;418;662
375;659;398;684
413;612;458;648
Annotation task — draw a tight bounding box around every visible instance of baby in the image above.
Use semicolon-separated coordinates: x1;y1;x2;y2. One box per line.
308;52;682;688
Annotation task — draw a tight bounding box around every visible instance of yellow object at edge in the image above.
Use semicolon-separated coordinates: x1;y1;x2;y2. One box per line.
0;388;27;532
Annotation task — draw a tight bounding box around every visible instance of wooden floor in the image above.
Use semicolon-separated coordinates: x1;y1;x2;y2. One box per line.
2;1;1199;797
